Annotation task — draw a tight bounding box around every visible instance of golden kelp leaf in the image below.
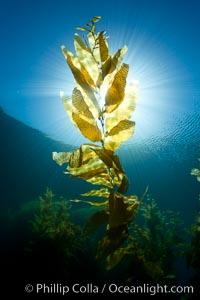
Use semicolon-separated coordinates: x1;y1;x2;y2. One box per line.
71;166;107;181
119;193;139;204
99;46;128;93
85;210;109;235
102;56;112;79
91;148;125;186
70;199;108;207
109;168;124;187
81;188;110;197
53;144;105;176
117;174;129;194
67;144;97;170
88;177;113;188
76;27;88;32
91;16;101;23
127;201;140;221
79;144;102;165
61;95;75;125
62;47;95;88
87;32;101;63
74;33;90;52
109;46;128;74
87;32;96;51
67;149;113;188
72;88;94;120
109;192;128;228
126;200;140;223
78;89;101;120
69;148;82;168
52;151;71;166
68;157;111;186
68;144;103;169
104;120;135;151
111;155;124;173
61;89;102;133
91;148;115;168
74;34;100;84
62;47;101;115
115;193;139;222
108;120;135;136
105;80;138;132
72;112;102;142
105;64;129;113
99;31;109;62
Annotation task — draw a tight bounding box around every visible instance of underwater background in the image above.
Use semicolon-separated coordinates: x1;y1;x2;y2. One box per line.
0;105;199;298
0;0;200;299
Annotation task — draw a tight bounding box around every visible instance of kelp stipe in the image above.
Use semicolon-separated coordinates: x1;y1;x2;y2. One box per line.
53;17;140;266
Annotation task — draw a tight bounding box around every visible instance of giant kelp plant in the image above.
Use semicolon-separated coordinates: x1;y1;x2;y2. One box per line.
53;16;140;264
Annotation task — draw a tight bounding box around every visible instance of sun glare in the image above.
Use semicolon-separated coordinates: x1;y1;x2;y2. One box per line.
59;90;64;98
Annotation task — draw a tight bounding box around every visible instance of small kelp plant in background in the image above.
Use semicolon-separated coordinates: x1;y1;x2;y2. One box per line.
191;158;200;183
179;158;200;299
126;198;186;282
30;188;85;260
53;16;142;266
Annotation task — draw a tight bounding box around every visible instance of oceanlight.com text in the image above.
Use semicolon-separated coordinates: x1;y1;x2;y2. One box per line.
25;282;194;296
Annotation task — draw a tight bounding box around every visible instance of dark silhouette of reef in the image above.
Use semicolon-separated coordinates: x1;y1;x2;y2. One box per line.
0;107;76;211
